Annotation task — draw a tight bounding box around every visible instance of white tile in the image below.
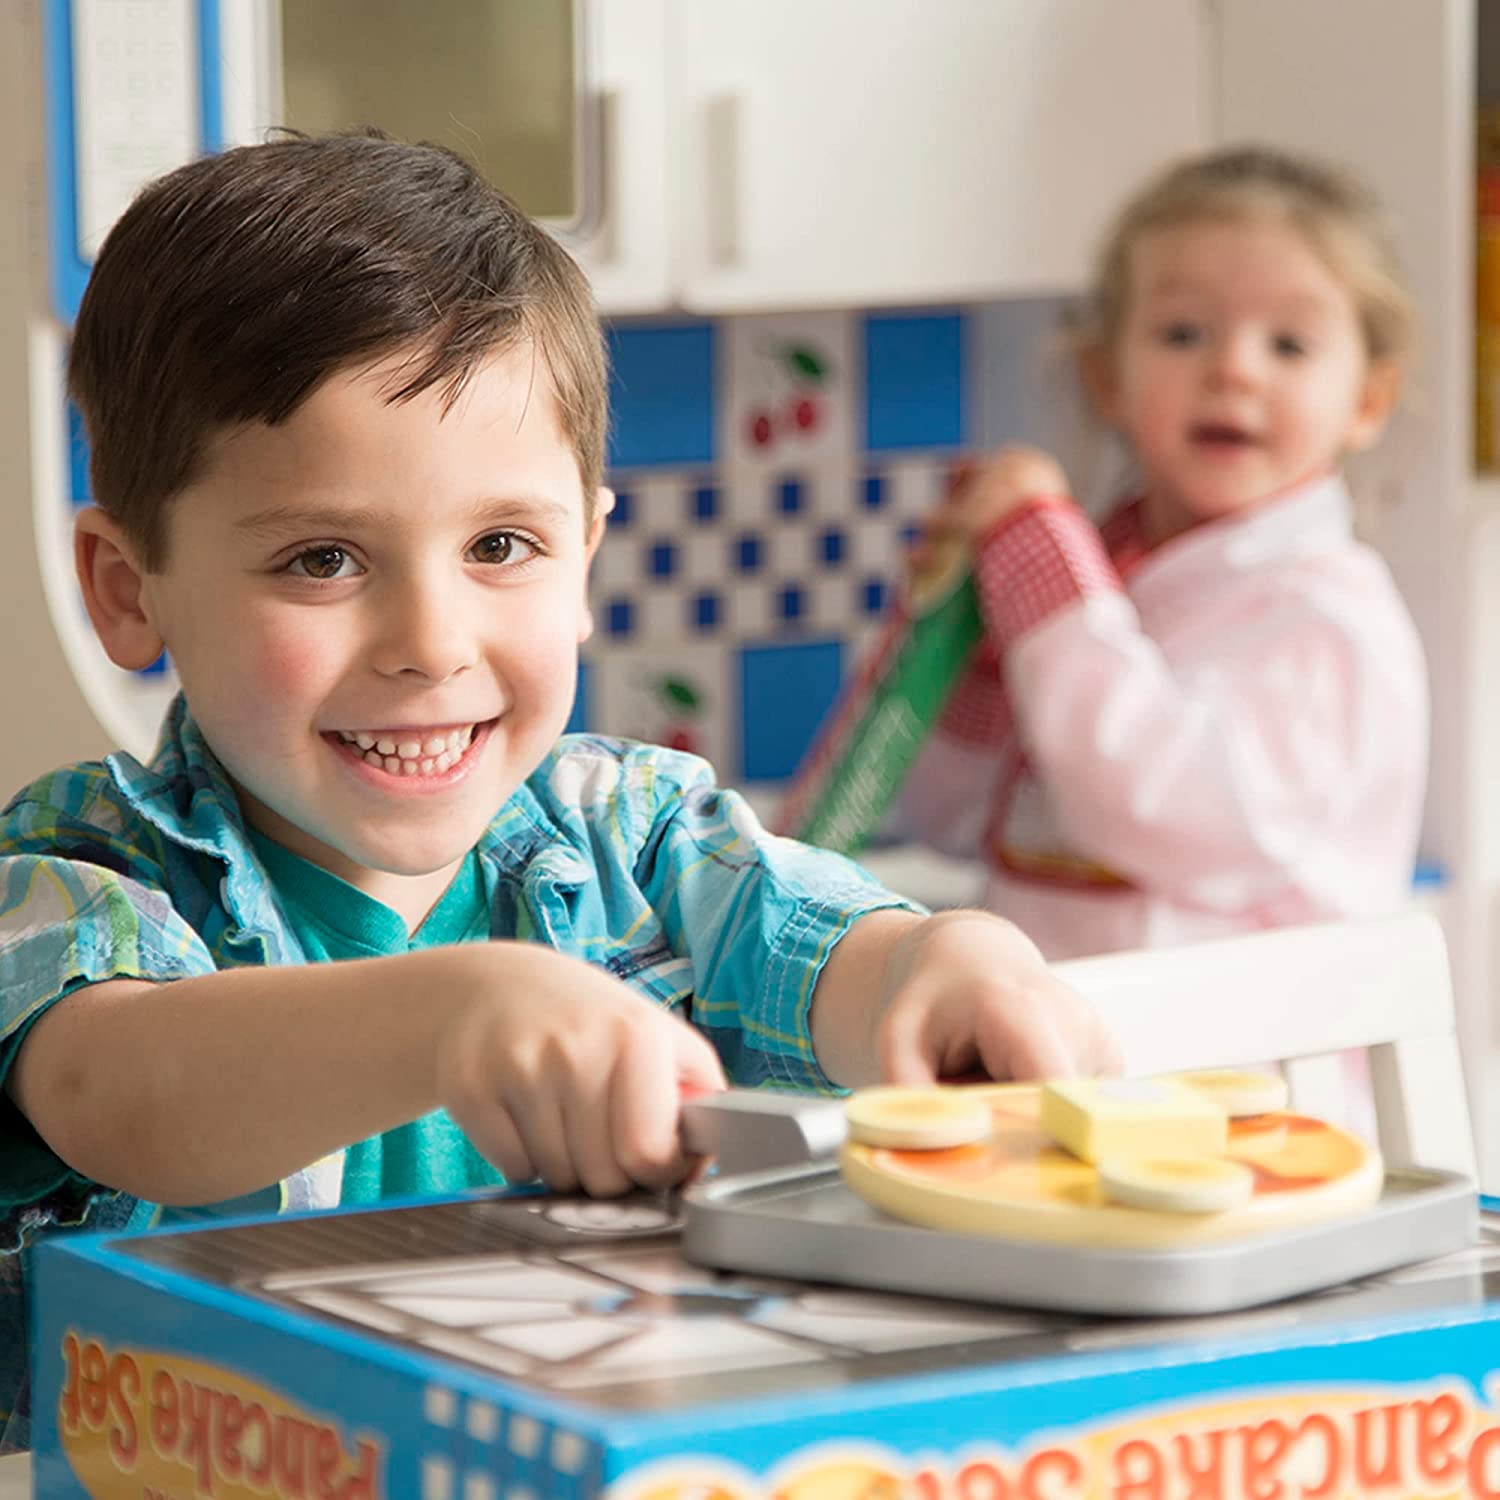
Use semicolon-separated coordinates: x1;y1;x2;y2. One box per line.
680;531;727;587
728;584;772;637
719;311;857;479
806;577;858;634
718;475;767;527
884;458;947;519
767;525;812;576
589;531;637;590
632;473;690;527
850;522;902;573
464;1473;497;1500
793;463;860;521
588;640;732;771
633;589;683;643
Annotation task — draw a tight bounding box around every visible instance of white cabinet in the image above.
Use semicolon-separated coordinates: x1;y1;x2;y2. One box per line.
196;1;1214;315
561;0;675;313
665;0;1207;311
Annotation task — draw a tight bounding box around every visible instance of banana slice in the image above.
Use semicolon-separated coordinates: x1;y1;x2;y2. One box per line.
1175;1069;1289;1118
1098;1154;1255;1214
845;1087;992;1150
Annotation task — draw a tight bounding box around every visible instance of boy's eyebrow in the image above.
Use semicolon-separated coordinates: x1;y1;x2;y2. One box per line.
232;496;577;539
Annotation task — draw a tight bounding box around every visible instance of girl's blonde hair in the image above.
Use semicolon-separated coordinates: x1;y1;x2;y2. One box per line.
1084;145;1415;367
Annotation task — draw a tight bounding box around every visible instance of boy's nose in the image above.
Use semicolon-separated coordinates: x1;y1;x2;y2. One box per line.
370;582;478;683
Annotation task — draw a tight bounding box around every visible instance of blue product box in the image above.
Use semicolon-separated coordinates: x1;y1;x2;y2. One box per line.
29;1191;1500;1500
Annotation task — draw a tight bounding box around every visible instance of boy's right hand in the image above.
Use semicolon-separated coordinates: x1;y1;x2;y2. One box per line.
433;944;726;1198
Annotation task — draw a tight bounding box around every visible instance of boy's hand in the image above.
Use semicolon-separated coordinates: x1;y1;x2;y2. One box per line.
434;945;726;1197
874;911;1121;1085
910;445;1070;575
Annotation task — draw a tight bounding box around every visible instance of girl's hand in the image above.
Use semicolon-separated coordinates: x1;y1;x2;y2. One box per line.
911;446;1070;574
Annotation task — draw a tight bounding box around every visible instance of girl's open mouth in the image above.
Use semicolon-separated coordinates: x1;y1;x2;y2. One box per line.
1190;423;1258;447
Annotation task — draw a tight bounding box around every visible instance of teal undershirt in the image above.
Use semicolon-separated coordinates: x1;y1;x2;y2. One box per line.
248;831;509;1204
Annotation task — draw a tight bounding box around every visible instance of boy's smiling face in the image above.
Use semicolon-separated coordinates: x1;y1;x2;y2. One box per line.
129;344;602;914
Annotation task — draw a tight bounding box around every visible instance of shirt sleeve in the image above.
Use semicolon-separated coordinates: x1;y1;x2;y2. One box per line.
974;504;1429;908
632;769;923;1092
0;852;219;1215
896;499;1105;857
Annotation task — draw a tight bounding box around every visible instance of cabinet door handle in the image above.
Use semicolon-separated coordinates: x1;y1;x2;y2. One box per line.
578;87;617;260
704;92;740;267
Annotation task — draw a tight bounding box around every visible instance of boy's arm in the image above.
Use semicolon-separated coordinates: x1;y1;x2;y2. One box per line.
809;908;1121;1087
7;940;724;1205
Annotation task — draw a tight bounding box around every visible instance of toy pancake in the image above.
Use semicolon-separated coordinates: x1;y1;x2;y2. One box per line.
839;1082;1383;1250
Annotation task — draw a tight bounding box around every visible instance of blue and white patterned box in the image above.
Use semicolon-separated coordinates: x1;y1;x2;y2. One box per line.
28;1191;1500;1500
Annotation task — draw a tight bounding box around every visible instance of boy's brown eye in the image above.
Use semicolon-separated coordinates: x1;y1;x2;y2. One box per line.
472;533;515;564
300;546;348;579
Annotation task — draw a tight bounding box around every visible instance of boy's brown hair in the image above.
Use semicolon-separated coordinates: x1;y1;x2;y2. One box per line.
68;130;608;571
1083;143;1415;369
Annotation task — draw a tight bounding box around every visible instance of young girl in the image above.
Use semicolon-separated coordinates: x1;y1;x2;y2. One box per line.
901;145;1427;961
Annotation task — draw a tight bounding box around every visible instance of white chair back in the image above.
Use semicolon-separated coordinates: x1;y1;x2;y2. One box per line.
1054;913;1476;1179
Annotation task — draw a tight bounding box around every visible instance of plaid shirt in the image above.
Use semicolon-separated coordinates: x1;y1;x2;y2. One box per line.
0;697;914;1450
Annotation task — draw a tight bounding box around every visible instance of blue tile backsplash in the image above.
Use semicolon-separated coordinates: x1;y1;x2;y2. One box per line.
606;322;718;469
588;309;969;784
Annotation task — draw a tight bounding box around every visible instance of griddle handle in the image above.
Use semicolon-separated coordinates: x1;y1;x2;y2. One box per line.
679;1088;849;1176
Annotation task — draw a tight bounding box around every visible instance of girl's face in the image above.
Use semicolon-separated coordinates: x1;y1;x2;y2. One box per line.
1096;216;1398;542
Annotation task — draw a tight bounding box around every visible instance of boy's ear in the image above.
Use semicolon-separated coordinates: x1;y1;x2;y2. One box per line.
74;508;166;671
586;487;613;560
576;487;612;645
1345;357;1402;453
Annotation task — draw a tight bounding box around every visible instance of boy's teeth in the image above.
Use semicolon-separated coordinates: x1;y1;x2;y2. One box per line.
339;724;477;776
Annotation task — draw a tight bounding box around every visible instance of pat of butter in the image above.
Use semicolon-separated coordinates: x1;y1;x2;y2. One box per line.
1040;1077;1228;1164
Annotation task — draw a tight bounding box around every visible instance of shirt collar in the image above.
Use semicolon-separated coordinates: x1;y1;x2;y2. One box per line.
1108;472;1355;583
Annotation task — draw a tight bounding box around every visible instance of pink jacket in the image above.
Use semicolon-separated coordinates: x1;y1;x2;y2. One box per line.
900;474;1429;961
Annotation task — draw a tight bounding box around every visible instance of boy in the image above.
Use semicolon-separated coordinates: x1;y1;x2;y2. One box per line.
0;132;1117;1450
